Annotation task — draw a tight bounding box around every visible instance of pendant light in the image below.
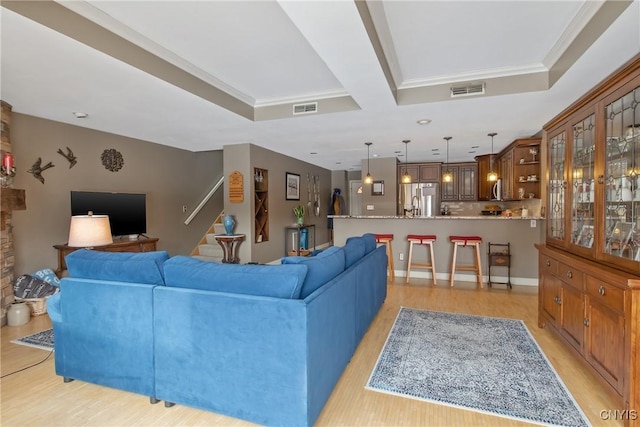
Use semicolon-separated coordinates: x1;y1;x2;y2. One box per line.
364;142;373;184
401;139;412;184
487;132;498;182
442;137;453;183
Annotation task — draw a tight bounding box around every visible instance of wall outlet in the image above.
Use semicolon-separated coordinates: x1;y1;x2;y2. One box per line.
530;219;536;228
399;253;404;261
182;205;187;213
366;205;374;211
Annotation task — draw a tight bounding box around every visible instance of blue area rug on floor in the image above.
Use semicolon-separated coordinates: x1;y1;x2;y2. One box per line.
11;328;54;352
366;308;590;426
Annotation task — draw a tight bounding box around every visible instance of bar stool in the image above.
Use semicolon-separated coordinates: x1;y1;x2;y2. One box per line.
449;235;483;288
406;234;437;285
374;234;395;280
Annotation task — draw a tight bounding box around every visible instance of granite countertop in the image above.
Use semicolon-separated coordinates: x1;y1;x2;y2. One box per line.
329;215;544;220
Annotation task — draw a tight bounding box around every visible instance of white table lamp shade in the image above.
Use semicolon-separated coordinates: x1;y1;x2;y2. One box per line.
68;213;113;247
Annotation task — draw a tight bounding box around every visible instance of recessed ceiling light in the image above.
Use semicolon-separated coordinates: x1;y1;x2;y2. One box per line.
373;154;379;158
433;153;440;156
468;150;477;153
471;145;480;148
310;152;317;155
417;119;432;125
394;150;401;154
73;112;88;119
335;161;342;164
431;148;439;151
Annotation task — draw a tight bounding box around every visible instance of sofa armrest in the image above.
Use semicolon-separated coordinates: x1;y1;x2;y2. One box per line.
47;292;61;323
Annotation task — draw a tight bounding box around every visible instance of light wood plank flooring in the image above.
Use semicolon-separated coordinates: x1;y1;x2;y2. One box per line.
1;279;623;426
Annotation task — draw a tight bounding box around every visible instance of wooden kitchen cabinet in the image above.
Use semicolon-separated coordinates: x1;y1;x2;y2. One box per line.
398;164;419;183
419;163;441;182
397;163;440;183
475;154;497;201
441;162;477;201
496;138;541;201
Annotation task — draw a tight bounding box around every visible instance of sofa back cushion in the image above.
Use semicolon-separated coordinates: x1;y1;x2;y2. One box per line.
281;246;345;298
163;256;308;299
343;237;365;268
65;249;169;285
361;233;377;254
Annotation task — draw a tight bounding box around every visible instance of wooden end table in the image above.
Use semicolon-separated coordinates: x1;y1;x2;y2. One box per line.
214;234;246;264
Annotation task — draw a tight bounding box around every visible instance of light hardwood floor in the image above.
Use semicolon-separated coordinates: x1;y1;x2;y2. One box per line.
1;279;623;426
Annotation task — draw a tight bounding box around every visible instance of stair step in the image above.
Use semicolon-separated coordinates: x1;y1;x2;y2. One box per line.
193;255;221;263
198;243;224;258
213;223;226;235
205;233;218;245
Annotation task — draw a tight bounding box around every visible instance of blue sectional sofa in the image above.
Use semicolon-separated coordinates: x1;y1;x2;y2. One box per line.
47;233;387;426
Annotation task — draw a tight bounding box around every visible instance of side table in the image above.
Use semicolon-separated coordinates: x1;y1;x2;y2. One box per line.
284;224;316;256
214;234;246;264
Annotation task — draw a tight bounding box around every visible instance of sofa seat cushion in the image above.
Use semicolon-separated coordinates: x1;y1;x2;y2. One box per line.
163;256;308;299
65;249;169;285
343;237;366;268
281;246;345;298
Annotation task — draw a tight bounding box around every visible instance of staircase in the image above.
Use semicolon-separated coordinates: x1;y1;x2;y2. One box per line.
190;212;226;263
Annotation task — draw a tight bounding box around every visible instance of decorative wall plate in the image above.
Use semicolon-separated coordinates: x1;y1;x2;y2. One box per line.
101;148;124;172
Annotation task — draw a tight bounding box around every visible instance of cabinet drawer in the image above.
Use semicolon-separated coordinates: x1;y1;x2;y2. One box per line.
586;276;625;314
558;262;584;291
540;256;558;275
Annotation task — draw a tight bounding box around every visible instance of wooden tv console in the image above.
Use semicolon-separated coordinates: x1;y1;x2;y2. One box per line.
53;236;158;277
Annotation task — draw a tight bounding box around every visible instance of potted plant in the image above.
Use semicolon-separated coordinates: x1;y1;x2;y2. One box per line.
293;205;305;225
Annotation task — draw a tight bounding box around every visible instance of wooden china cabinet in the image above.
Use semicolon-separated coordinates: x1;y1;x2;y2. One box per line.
537;53;640;426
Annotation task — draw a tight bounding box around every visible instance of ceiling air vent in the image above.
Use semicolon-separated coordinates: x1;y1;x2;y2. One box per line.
450;82;485;98
293;102;318;115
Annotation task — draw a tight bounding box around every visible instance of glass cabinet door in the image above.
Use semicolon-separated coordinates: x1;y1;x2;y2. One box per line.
548;131;567;245
570;115;596;250
604;86;640;261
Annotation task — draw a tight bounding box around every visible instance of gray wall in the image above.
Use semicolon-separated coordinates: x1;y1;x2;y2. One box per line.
223;143;332;264
361;157;398;215
10;113;223;275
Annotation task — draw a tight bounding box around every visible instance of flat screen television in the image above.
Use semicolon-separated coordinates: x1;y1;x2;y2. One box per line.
70;191;147;237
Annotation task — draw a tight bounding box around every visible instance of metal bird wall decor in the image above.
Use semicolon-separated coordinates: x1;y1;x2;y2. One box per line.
27;157;55;184
57;146;77;168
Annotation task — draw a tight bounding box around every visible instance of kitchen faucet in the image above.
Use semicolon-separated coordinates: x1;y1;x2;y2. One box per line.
411;195;420;216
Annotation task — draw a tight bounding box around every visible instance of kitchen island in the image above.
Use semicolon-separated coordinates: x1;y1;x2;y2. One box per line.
331;215;544;286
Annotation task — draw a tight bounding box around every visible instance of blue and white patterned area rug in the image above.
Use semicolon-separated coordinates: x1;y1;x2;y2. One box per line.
11;328;54;352
366;308;590;426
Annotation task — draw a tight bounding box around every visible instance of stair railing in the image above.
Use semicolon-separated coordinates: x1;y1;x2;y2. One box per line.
184;176;224;225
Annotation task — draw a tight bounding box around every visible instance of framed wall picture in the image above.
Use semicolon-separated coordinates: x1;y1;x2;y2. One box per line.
372;180;384;196
286;172;300;200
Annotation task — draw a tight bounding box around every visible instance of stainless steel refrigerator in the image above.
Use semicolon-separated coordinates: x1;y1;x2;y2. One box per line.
399;182;440;217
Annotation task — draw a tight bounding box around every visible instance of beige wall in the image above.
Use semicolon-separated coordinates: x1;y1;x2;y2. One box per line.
223;143;332;264
10;113;223;275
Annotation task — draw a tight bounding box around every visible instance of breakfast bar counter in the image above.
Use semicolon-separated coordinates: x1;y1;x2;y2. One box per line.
330;215;544;285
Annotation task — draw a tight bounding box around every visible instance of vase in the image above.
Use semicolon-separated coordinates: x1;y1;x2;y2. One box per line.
296;217;304;226
7;301;31;326
223;214;236;235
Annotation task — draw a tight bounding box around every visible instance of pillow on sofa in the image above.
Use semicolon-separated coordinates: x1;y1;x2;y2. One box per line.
65;249;169;285
281;246;345;298
163;256;308;299
361;233;377;254
343;236;365;268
